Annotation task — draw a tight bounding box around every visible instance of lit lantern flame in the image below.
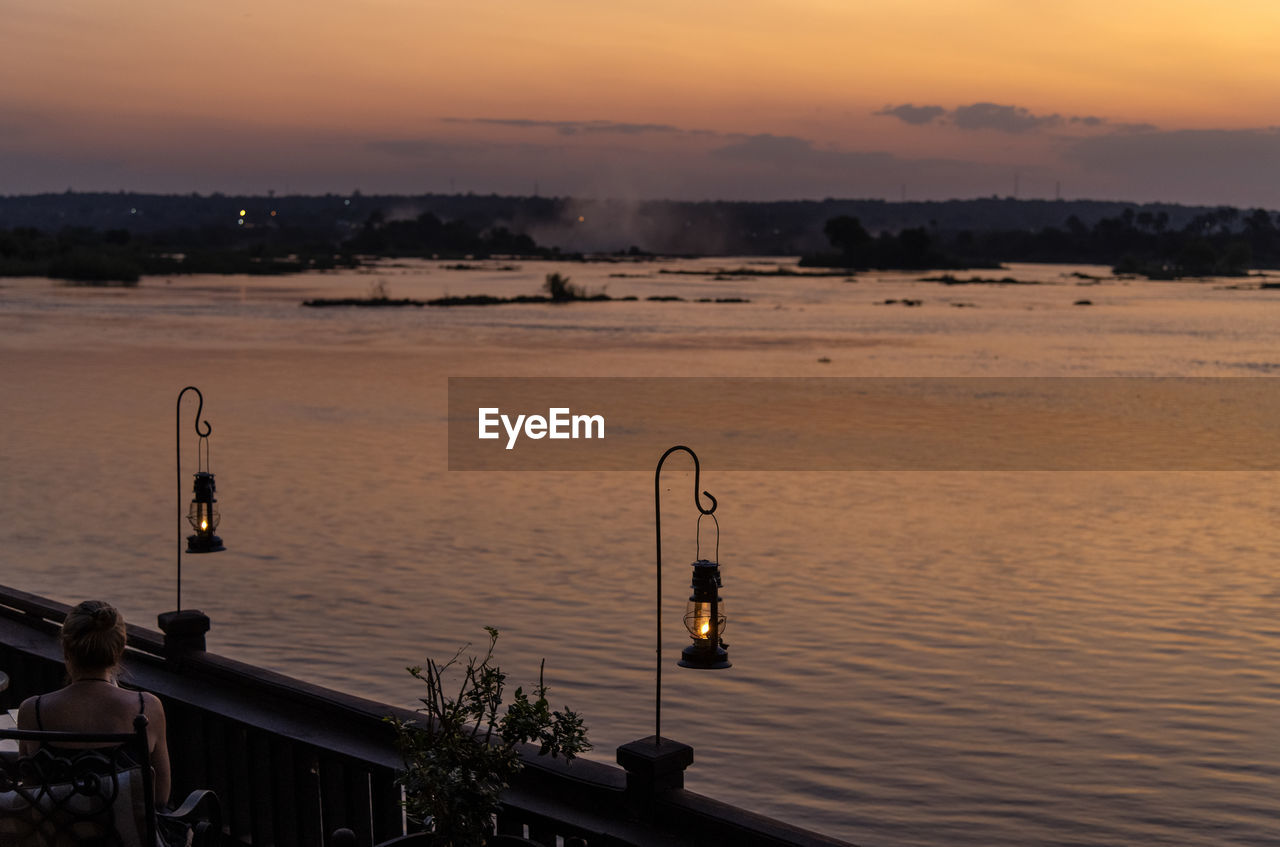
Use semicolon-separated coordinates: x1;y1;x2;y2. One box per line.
684;598;726;641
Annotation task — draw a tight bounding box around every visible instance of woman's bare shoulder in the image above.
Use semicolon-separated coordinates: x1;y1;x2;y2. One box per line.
15;694;38;727
139;690;166;717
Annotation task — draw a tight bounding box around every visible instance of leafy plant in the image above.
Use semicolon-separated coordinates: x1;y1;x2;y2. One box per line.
542;272;584;301
391;628;591;847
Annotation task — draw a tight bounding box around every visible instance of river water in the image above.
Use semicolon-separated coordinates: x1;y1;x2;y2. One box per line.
2;259;1278;846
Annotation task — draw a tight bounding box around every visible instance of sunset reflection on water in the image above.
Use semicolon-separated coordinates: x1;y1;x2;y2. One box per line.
2;260;1278;846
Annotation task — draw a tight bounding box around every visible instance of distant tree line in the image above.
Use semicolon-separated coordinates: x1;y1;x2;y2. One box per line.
2;192;1248;258
0;211;557;283
343;210;559;258
0;225;356;283
6;196;1280;283
803;217;997;271
806;207;1280;277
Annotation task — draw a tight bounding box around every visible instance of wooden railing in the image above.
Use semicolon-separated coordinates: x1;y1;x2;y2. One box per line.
0;585;853;847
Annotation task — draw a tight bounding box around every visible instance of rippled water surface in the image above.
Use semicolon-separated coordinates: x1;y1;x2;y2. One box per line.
2;260;1279;846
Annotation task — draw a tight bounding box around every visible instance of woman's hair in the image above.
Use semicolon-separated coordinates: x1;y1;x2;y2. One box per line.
60;600;127;671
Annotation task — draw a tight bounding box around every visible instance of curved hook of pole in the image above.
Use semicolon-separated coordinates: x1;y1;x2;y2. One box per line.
656;445;716;516
177;385;212;438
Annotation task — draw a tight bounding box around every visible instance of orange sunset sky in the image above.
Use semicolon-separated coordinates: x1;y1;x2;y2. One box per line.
3;0;1278;205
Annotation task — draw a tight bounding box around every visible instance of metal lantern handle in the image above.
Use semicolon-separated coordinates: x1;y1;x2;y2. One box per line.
695;512;720;563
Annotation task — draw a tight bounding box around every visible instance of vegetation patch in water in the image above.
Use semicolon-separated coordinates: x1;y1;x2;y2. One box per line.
920;274;1038;285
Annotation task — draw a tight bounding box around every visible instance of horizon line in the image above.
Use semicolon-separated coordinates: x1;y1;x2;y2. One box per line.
1;190;1274;212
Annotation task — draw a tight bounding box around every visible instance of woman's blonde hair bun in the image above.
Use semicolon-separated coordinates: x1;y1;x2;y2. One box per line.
61;599;127;671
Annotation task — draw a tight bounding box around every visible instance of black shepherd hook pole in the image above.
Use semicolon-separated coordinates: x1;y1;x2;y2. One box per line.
176;386;211;612
654;445;716;743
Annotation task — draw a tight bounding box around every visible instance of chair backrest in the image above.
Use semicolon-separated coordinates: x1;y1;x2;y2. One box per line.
0;714;156;847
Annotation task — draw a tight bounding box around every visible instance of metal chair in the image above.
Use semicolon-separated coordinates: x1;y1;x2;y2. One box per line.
0;714;220;846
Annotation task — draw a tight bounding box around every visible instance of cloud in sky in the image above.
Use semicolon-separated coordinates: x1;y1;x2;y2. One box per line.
952;102;1061;133
710;134;895;169
1088;119;1160;134
5;1;1280;207
444;118;690;136
1063;128;1280;205
355;129;1034;200
365;139;475;158
352;124;1280;206
1061;115;1157;134
703;133;1049;199
874;104;947;126
4;106;1279;207
875;101;1155;135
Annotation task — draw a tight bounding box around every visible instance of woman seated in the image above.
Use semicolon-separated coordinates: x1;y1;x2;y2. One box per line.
16;599;171;807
